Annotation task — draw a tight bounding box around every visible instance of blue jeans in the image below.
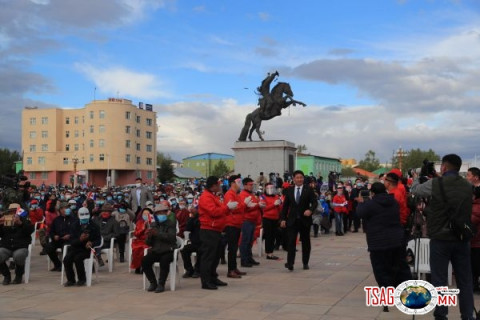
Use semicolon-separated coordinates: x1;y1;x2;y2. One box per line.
240;221;255;264
430;239;475;320
335;212;343;234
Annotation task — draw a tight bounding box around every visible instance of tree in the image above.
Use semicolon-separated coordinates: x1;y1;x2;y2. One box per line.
0;148;21;177
211;160;230;178
156;152;174;183
393;148;440;172
297;144;308;153
341;167;357;178
357;150;381;172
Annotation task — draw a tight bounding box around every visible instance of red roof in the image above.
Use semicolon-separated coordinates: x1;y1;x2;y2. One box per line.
352;167;377;178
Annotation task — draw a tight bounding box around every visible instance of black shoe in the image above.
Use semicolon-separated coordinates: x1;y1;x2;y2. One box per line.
191;271;200;278
64;281;76;287
352;230;359;233
213;278;228;286
76;280;86;286
50;266;62;272
147;281;157;292
220;258;226;265
134;268;142;274
284;263;293;271
202;283;218;290
2;274;11;285
383;306;389;312
98;258;105;267
313;234;318;238
39;249;47;256
266;255;279;260
303;264;309;270
119;253;125;263
155;283;165;293
12;276;22;284
241;263;253;268
182;270;193;278
249;259;260;266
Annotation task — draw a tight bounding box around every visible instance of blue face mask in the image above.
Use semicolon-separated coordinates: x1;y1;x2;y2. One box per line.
155;214;167;223
106;196;113;201
187;199;193;204
70;205;76;210
142;214;149;221
80;218;89;225
35;196;41;200
31;204;38;209
65;208;72;216
119;208;126;213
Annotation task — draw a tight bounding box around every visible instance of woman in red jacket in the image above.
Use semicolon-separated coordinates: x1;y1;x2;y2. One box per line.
262;183;282;260
130;208;153;274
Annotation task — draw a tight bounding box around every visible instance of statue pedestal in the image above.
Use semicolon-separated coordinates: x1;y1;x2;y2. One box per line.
232;140;297;180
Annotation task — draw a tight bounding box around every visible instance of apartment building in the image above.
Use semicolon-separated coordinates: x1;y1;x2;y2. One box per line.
22;98;157;187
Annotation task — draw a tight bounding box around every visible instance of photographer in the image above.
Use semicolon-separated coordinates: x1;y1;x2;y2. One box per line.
0;204;34;285
411;154;475;320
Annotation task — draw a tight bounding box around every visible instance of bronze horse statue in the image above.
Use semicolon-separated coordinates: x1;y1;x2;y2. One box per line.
238;81;306;141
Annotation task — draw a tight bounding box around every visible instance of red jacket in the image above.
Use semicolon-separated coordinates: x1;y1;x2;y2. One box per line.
198;190;228;232
262;195;281;220
239;190;261;223
175;208;190;238
332;195;348;214
29;208;44;224
471;198;480;248
390;186;410;226
224;189;245;228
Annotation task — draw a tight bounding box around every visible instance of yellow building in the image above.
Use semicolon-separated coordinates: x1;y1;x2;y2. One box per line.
22;98;157;187
340;158;357;167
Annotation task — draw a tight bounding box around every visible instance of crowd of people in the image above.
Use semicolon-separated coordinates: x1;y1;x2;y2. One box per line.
1;155;480;318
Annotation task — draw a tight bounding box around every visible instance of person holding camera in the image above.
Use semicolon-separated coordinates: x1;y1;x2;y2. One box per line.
411;154;475;320
0;204;34;285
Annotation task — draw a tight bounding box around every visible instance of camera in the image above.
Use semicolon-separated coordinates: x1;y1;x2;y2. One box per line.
420;159;436;177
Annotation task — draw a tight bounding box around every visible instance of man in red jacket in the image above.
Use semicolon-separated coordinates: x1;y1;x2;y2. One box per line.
223;175;247;278
384;173;410;226
262;183;282;260
198;176;234;290
239;177;263;268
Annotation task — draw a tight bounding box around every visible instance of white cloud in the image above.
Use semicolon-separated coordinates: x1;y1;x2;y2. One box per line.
258;12;271;22
75;63;170;99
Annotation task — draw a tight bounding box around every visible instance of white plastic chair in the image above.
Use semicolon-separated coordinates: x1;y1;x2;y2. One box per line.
100;237;115;272
407;238;452;285
142;236;185;291
61;238;103;287
31;217;45;247
256;228;263;257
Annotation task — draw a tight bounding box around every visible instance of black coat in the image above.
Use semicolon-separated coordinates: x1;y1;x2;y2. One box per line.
0;218;34;250
145;219;176;254
70;221;102;250
49;215;80;243
280;185;318;227
357;193;404;251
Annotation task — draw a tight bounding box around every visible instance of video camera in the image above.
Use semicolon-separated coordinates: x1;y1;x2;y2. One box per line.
0;171;29;190
408;159;436;184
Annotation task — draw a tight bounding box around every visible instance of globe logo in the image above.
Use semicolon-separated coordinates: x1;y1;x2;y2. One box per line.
400;285;432;309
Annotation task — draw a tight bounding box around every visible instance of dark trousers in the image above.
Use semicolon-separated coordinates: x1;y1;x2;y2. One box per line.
369;247;412;288
181;243;200;273
63;247;90;283
286;219;311;266
239;221;255;264
199;229;221;285
430;239;475;320
263;218;278;254
471;248;480;289
142;250;173;285
116;234;127;254
225;226;241;272
46;240;66;268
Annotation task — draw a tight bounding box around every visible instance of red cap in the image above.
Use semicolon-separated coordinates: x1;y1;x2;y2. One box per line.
282;182;291;189
30;199;39;205
389;168;402;178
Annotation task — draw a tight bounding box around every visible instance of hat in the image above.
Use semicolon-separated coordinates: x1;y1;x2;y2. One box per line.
282;182;291;189
389;168;402;178
30;199;39;205
58;201;69;209
145;201;154;207
154;203;169;212
100;203;114;212
68;199;77;205
8;203;20;210
78;207;90;215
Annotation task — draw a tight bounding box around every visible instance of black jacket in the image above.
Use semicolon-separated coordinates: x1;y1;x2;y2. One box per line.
145;219;177;254
280;185;317;227
70;221;102;250
185;215;200;246
0;217;34;250
49;215;80;243
357;193;404;251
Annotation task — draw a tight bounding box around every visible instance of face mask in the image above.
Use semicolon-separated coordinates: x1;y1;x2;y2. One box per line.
65;195;72;200
106;196;113;201
136;183;141;188
357;183;364;188
60;195;65;200
187;199;193;204
35;196;41;200
117;195;123;200
79;216;90;225
155;214;167;223
70;205;76;210
96;201;104;206
31;204;38;210
119;208;126;213
41;192;45;196
142;214;149;221
265;186;275;195
170;201;177;206
65;208;72;216
179;205;186;210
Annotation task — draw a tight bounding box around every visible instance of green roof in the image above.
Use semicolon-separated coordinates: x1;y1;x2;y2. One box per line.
372;167;388;175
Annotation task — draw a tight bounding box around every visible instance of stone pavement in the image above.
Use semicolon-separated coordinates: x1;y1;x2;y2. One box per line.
0;231;478;320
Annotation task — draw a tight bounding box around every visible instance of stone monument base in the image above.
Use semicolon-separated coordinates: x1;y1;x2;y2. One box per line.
232;140;296;181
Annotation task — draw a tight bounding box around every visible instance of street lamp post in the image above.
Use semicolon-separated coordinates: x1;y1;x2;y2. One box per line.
72;154;79;189
395;147;408;172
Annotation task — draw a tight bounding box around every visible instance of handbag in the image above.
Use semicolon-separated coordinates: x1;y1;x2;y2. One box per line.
438;177;476;241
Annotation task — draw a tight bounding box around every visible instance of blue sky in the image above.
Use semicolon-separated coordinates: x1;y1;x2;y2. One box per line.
2;0;480;164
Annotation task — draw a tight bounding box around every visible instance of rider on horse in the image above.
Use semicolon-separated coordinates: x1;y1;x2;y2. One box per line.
257;71;279;118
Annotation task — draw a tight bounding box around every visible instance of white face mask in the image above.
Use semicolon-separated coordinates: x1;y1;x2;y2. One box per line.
136;183;141;188
265;186;275;195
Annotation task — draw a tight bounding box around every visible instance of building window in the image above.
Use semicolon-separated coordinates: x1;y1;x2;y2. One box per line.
41;144;48;151
89;154;94;162
38;157;45;165
82;116;85;124
136;143;141;151
41;131;48;138
136;115;140;123
99;154;105;161
30;117;36;125
65;131;70;138
74;130;79;138
89;125;94;134
26;157;32;165
136;170;141;178
41;172;48;179
136;129;140;137
146;118;152;126
99;110;105;119
146;144;152;152
82;130;85;137
89;111;94;119
126;126;131;134
29;131;36;139
147;171;153;179
99;125;105;133
126;140;131;148
63;157;69;165
146;131;152;139
126;154;131;163
89;140;94;148
74;116;79;124
41;117;48;125
65;144;70;151
146;157;153;165
65;117;70;124
136;156;141;164
126;111;131;120
30;172;36;179
29;145;36;152
74;144;79;151
99;139;105;148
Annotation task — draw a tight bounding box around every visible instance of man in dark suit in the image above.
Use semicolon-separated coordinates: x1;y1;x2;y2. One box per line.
280;170;317;271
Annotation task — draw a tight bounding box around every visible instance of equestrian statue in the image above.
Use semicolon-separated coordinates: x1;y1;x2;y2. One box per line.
238;71;306;141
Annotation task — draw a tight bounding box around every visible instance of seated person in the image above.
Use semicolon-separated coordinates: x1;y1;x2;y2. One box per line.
112;202;135;263
92;203;119;267
45;201;79;271
130;208;153;274
142;204;176;293
28;199;44;225
181;210;201;278
0;204;34;284
63;208;101;286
